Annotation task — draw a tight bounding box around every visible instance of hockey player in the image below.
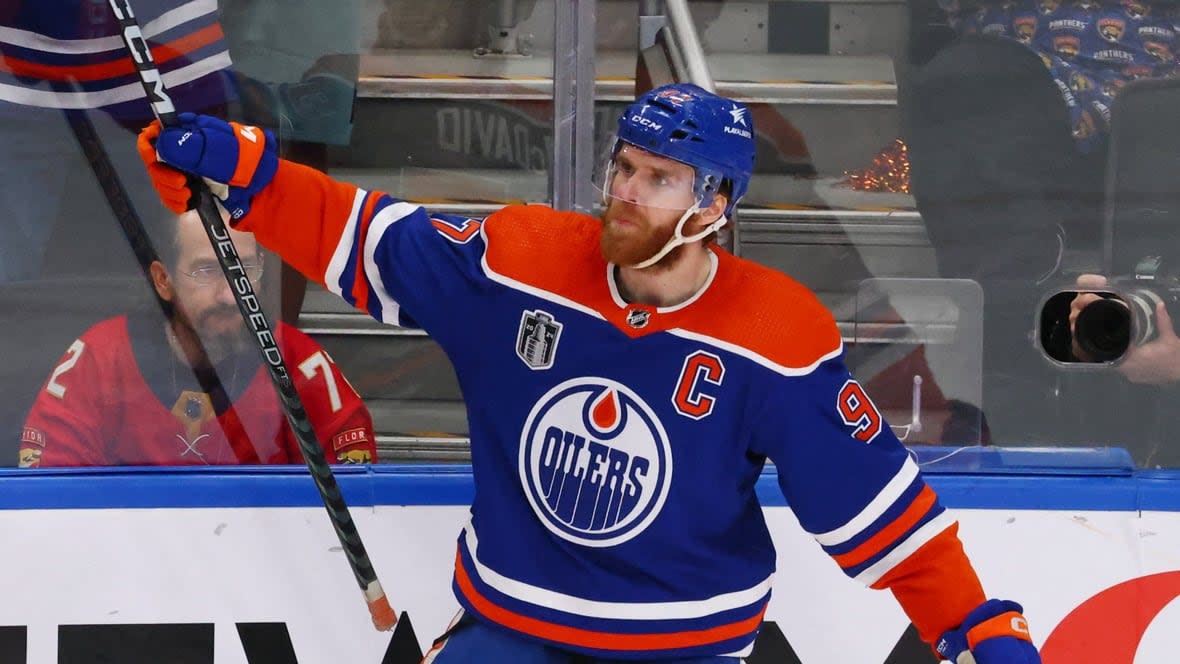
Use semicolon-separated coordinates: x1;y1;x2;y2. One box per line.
136;84;1040;662
20;209;376;467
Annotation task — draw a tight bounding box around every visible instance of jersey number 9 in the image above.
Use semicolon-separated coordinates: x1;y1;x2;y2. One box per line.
837;379;883;443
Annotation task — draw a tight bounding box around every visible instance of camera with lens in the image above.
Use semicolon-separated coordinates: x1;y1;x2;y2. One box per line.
1073;256;1180;362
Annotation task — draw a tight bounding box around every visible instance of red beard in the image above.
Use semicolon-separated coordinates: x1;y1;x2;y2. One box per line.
599;204;684;268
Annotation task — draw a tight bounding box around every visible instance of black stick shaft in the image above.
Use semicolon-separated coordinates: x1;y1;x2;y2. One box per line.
105;0;393;628
64;110;162;292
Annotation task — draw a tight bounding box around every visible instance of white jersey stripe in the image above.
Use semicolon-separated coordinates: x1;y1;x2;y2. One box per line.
464;523;772;621
0;51;231;108
666;328;843;378
0;0;217;55
323;189;366;298
853;511;956;587
812;457;920;547
363;202;418;325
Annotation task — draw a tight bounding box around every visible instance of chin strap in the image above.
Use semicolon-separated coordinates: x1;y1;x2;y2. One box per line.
630;203;728;269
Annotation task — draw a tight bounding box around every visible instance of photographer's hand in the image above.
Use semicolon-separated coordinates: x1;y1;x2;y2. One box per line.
1118;301;1180;385
1070;274;1108;361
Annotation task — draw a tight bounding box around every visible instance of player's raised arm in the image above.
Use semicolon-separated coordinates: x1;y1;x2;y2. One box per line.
136;114;488;332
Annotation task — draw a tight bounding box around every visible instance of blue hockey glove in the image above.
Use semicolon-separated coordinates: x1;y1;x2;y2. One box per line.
936;599;1040;663
138;113;278;220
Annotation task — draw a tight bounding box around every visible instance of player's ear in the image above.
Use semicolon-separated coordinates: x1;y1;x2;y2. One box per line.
150;260;174;302
695;191;729;230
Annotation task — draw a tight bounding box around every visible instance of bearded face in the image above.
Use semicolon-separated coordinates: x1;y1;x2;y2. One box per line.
598;144;708;269
599;197;688;269
172;295;253;361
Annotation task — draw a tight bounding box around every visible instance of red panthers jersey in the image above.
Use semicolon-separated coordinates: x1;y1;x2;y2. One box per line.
21;314;374;467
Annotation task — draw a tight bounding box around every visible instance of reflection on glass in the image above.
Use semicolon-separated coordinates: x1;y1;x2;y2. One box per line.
18;211;375;468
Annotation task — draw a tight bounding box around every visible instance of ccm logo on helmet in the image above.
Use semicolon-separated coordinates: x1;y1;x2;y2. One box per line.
631;115;663;131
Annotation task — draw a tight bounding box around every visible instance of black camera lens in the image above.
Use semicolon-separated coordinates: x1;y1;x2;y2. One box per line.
1074;297;1131;361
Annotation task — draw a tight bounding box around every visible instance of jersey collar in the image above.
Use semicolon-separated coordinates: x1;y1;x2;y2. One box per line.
605;250;719;335
606;249;719;312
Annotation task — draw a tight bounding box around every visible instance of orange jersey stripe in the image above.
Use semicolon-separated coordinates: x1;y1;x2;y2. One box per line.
0;24;224;83
454;552;765;652
349;192;383;312
831;485;938;569
431;218;482;242
872;523;986;645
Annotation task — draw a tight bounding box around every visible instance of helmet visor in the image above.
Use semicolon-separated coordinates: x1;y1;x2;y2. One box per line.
594;143;701;212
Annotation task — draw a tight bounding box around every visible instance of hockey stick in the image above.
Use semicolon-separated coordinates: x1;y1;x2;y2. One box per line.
61;106;263;464
105;0;397;631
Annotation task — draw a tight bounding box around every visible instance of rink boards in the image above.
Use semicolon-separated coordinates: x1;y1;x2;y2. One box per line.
0;464;1178;664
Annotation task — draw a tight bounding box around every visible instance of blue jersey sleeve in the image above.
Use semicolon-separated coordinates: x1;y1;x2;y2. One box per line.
328;194;492;333
236;161;494;336
751;352;953;587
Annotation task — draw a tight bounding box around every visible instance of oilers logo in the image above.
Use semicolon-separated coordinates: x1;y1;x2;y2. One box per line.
519;378;672;548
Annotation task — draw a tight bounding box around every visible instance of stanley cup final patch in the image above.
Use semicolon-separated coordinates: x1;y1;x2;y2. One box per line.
516;309;563;370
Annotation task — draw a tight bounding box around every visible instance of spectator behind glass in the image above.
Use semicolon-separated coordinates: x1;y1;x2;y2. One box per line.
940;0;1180;153
19;209;376;467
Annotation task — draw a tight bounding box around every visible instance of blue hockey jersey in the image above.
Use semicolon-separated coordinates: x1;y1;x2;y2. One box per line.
238;160;988;660
0;0;235;120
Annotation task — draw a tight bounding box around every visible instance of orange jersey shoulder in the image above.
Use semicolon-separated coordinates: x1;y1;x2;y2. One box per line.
479;206;841;371
480;205;616;315
676;252;843;372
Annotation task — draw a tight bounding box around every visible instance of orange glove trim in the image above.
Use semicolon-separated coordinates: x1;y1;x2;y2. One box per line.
227;122;266;188
966;611;1033;650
